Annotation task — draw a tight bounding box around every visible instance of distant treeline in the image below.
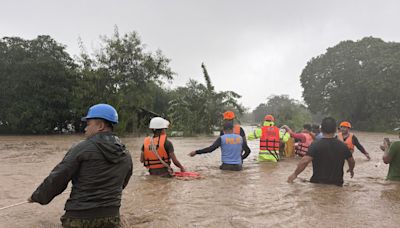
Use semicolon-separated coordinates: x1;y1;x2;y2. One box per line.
0;28;243;134
0;31;398;134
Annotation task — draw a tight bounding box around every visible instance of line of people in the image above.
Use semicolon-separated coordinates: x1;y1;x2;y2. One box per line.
28;104;400;228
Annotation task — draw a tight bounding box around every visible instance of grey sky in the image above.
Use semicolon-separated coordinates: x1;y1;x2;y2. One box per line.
1;0;399;110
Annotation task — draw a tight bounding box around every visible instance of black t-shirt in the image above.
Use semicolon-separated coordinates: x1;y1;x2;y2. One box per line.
307;138;352;186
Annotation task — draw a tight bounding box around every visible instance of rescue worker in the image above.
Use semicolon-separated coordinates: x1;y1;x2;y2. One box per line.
247;114;290;162
283;124;315;157
382;127;400;181
220;111;251;160
140;117;186;177
338;121;371;160
28;104;133;228
189;121;243;171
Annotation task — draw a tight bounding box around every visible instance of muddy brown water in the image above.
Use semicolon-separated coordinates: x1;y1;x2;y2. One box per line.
0;129;399;228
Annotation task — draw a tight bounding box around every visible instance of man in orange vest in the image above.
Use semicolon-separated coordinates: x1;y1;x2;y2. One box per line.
338;121;370;160
140;117;186;177
220;111;251;160
282;124;315;157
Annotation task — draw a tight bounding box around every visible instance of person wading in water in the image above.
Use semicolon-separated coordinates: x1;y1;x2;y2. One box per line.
337;121;371;160
288;117;355;186
141;117;186;177
29;104;133;228
189;121;244;171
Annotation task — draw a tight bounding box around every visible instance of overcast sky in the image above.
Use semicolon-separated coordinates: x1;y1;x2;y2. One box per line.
1;0;399;110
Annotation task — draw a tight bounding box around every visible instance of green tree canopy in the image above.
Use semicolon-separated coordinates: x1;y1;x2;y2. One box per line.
0;36;78;134
300;37;400;130
168;63;244;135
252;95;312;131
74;27;174;133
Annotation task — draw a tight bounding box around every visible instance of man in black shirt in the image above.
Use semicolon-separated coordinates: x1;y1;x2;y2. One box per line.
288;117;355;186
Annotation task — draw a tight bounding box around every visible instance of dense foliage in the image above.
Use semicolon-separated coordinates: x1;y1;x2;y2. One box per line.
300;37;400;131
0;29;243;134
251;95;312;131
168;63;244;135
0;36;78;134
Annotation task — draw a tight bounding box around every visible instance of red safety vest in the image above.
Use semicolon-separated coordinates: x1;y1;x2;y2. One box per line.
143;134;170;169
295;132;313;157
260;126;280;151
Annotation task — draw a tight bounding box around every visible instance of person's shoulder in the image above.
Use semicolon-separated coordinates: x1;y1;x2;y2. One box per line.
165;137;174;145
70;139;93;152
390;141;400;149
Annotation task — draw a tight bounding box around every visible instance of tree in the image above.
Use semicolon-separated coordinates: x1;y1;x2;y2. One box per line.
300;37;400;130
168;63;244;135
252;95;312;131
75;27;174;133
0;36;78;134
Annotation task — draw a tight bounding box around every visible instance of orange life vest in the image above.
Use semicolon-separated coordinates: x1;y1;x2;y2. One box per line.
233;124;241;135
143;134;170;169
260;126;280;151
295;132;313;157
338;132;354;152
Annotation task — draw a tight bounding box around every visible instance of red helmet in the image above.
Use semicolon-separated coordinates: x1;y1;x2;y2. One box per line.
340;121;352;128
264;115;275;122
223;111;235;120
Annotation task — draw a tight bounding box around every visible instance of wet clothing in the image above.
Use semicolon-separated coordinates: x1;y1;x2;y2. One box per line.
142;134;170;169
31;132;133;224
220;126;251;159
337;133;368;155
196;134;243;170
248;123;290;162
307;138;352;186
291;132;314;157
220;163;242;171
60;215;120;228
141;136;174;175
387;141;400;181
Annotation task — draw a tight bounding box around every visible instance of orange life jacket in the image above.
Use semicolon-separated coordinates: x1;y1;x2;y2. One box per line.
260;126;280;151
143;134;170;169
233;124;241;135
295;132;314;157
338;132;354;152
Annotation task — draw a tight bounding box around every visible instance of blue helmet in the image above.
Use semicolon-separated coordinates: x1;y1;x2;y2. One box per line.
81;104;118;124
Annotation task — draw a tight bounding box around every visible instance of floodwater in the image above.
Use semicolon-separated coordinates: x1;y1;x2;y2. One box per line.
0;129;399;228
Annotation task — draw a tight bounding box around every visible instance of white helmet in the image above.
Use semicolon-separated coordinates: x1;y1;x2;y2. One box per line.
149;117;170;129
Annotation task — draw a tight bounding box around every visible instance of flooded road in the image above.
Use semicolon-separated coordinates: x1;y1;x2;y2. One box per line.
0;130;399;227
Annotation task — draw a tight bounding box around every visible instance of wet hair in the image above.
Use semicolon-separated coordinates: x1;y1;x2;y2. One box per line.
320;117;337;134
303;124;312;131
223;121;234;131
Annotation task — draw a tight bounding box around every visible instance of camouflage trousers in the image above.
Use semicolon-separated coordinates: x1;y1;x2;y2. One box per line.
60;215;120;228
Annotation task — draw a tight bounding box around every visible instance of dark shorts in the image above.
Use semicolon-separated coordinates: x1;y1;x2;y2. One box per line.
149;167;173;177
220;163;242;171
60;215;120;228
